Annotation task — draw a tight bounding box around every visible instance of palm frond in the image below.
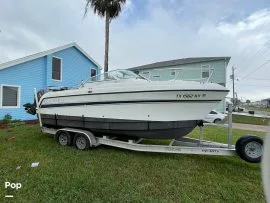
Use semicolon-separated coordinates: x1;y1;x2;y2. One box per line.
84;0;126;19
84;0;92;17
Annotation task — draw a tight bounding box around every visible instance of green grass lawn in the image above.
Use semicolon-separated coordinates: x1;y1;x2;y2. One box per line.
0;124;266;202
232;114;270;126
257;108;270;113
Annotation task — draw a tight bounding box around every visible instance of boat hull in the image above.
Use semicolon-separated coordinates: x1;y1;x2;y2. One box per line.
39;90;227;121
40;114;198;139
38;85;228;139
38;99;217;139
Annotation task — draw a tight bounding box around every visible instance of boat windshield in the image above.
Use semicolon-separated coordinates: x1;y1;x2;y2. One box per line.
86;70;146;83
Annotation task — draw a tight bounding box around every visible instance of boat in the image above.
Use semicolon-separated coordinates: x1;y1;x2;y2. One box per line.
35;69;229;139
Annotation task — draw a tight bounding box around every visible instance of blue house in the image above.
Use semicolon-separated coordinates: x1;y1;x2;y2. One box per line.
0;43;101;120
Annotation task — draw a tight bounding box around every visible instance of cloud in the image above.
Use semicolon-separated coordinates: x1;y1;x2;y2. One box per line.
0;0;270;101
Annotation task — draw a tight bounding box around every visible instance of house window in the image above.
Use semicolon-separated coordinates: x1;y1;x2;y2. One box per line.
201;64;210;79
171;71;176;76
91;69;97;77
202;70;209;78
52;57;62;80
1;85;20;108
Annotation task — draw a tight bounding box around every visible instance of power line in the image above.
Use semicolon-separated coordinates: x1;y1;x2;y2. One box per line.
238;19;269;63
244;40;270;64
235;19;270;69
241;59;270;79
231;19;270;76
236;43;270;79
245;45;270;71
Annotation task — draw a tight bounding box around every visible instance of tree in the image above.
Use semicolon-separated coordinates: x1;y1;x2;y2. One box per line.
84;0;126;73
246;100;251;105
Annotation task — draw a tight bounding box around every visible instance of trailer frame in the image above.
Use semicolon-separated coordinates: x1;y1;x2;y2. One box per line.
41;126;237;156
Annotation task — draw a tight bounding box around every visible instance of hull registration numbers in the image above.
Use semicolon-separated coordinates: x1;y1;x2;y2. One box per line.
176;94;206;99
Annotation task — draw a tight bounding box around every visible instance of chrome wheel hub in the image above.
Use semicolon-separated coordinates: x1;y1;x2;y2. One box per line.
76;137;87;150
59;134;68;145
245;141;263;159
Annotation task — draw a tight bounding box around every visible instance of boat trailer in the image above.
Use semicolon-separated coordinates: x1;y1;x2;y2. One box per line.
35;87;263;163
39;110;263;163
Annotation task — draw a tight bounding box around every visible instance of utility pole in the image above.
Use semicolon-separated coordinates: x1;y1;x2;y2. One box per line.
230;66;235;107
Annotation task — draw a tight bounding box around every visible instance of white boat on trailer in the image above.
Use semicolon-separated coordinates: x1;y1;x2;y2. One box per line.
37;69;229;139
33;70;264;163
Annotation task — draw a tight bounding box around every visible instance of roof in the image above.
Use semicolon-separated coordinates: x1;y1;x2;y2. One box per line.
262;98;270;101
129;57;231;71
0;42;102;71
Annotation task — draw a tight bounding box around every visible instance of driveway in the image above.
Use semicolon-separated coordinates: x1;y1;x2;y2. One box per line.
233;123;269;132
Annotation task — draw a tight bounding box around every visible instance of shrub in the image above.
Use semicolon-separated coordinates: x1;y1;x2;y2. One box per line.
3;114;12;123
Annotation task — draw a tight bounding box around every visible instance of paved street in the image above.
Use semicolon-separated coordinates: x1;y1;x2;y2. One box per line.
233;123;269;132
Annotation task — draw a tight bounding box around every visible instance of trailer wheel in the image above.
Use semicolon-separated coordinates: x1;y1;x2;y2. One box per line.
74;133;90;150
236;135;263;163
235;135;250;159
56;131;72;146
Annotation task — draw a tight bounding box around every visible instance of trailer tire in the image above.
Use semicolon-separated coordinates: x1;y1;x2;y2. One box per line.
235;135;250;159
74;133;90;150
236;135;263;163
56;131;72;146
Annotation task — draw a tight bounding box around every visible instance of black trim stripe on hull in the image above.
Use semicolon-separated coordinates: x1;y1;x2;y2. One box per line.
40;99;221;108
40;114;199;139
39;89;229;106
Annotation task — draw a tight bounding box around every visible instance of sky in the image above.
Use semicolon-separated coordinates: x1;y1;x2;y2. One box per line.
0;0;270;101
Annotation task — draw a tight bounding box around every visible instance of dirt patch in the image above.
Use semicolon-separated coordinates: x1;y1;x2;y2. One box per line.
0;120;38;129
24;120;38;125
0;121;38;140
0;123;8;129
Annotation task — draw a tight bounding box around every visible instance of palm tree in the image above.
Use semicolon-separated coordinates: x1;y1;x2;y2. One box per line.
85;0;126;73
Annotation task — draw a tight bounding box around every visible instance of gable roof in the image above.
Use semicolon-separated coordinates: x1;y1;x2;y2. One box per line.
0;42;102;71
129;57;231;71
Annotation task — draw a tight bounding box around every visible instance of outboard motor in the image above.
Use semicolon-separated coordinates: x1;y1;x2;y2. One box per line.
24;87;70;115
23;89;47;115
